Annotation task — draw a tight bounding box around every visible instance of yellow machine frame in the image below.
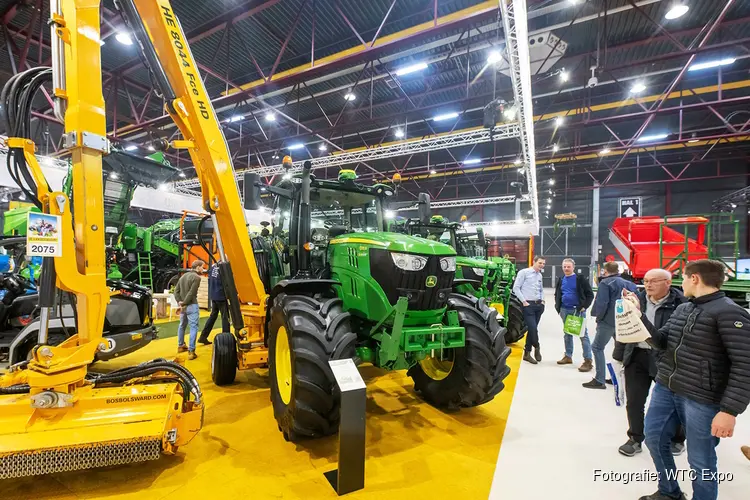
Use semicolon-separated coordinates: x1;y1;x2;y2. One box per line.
0;0;279;478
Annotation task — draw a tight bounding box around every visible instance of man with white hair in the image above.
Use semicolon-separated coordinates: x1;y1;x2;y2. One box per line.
613;268;687;457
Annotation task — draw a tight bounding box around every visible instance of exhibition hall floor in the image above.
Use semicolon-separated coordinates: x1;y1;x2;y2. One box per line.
490;291;750;500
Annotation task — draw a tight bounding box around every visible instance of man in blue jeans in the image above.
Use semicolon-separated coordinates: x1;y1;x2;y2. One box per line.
174;260;206;360
513;255;546;364
584;261;637;389
554;258;594;372
632;260;750;500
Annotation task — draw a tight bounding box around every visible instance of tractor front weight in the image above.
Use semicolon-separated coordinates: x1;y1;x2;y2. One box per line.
358;297;465;371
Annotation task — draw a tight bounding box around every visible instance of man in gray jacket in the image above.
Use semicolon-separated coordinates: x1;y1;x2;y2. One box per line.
175;260;206;359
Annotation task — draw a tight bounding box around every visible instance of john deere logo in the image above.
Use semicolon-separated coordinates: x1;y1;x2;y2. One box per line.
426;275;438;288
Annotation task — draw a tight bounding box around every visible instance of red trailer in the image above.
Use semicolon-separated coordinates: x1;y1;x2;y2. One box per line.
609;216;709;280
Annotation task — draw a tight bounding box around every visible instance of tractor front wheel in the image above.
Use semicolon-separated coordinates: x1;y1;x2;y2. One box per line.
409;293;512;408
269;293;356;442
504;295;528;344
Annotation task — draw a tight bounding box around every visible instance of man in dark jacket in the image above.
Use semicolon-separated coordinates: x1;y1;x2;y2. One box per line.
198;262;231;345
634;260;750;500
554;258;594;371
584;261;637;389
612;268;686;457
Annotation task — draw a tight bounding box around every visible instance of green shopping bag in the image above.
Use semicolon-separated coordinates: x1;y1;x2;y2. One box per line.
563;313;584;337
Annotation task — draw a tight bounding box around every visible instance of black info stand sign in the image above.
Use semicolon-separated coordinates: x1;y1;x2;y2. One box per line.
324;358;366;496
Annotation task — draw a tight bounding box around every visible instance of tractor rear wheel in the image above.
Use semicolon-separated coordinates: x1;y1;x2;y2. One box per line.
409;293;512;408
504;295;527;344
269;293;356;441
211;332;237;386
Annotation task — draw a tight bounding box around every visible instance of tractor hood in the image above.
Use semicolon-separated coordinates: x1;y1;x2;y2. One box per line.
457;256;497;269
330;232;456;256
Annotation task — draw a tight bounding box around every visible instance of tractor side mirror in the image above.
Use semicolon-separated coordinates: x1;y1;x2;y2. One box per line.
477;227;486;248
243;172;262;210
418;192;431;225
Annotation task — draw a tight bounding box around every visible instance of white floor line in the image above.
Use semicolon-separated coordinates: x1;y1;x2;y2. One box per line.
489;290;750;500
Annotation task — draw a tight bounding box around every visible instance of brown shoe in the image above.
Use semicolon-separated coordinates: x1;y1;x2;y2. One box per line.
557;355;573;365
579;358;593;372
523;352;538;365
188;351;197;360
177;345;188;353
742;446;750;461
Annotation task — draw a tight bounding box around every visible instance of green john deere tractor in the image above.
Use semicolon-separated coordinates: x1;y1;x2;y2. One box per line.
243;164;511;440
396;211;528;345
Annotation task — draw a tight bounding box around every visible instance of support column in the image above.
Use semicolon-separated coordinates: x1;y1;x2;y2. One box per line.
515;198;521;220
591;182;600;285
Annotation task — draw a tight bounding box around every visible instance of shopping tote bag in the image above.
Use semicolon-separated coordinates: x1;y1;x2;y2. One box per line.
563;313;584;337
607;361;626;407
614;298;651;343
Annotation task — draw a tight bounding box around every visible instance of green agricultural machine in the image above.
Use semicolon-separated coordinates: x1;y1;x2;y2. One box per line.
240;164;512;439
396;211;528;345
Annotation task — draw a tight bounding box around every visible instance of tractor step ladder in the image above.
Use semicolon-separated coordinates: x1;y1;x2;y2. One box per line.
137;252;154;290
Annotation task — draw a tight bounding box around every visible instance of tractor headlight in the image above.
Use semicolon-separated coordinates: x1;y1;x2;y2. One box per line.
440;257;456;272
391;252;427;271
472;267;486;277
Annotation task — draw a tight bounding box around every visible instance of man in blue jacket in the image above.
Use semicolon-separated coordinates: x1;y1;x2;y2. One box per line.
583;261;637;389
197;262;231;345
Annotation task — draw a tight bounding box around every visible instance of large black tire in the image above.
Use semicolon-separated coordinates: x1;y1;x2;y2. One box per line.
409;293;512;408
211;332;237;386
269;293;356;441
504;294;527;345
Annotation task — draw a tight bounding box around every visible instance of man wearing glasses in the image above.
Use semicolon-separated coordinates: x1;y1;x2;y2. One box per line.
613;268;687;457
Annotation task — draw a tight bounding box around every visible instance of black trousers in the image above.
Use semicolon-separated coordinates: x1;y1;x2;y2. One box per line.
625;347;686;444
522;302;544;352
200;299;230;339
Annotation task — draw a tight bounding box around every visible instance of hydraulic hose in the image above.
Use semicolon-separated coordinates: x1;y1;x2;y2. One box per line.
0;384;31;394
87;360;202;405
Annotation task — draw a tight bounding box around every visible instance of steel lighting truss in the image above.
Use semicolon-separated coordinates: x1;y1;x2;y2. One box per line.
499;0;539;232
172;123;520;192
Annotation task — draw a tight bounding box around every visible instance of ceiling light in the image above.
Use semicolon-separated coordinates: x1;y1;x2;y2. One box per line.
43;157;55;167
318;144;327;152
552;144;559;153
433;112;459;122
124;145;138;151
464;158;481;165
158;184;168;192
503;107;517;120
287;143;305;150
395;62;428;76
265;112;276;122
555;116;564;127
430;169;437;175
630;82;646;94
147;145;155;151
688;58;735;72
600;148;611;155
518;168;525;174
514;158;522;165
394;128;405;138
344;93;356;101
282;173;292;181
549;179;555;185
527;210;533;215
548;189;553;194
665;4;689;20
547;198;552;203
487;50;502;65
229;115;243;123
178;172;186;178
109;172;118;180
547;204;552;209
688;138;699;143
637;133;669;142
560;70;569;82
115;32;133;46
385;210;395;219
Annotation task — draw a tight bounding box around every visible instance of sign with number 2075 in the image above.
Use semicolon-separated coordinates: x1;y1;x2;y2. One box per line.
26;212;62;257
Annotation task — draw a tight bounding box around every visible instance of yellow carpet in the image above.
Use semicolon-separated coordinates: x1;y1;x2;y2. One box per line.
0;333;523;500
